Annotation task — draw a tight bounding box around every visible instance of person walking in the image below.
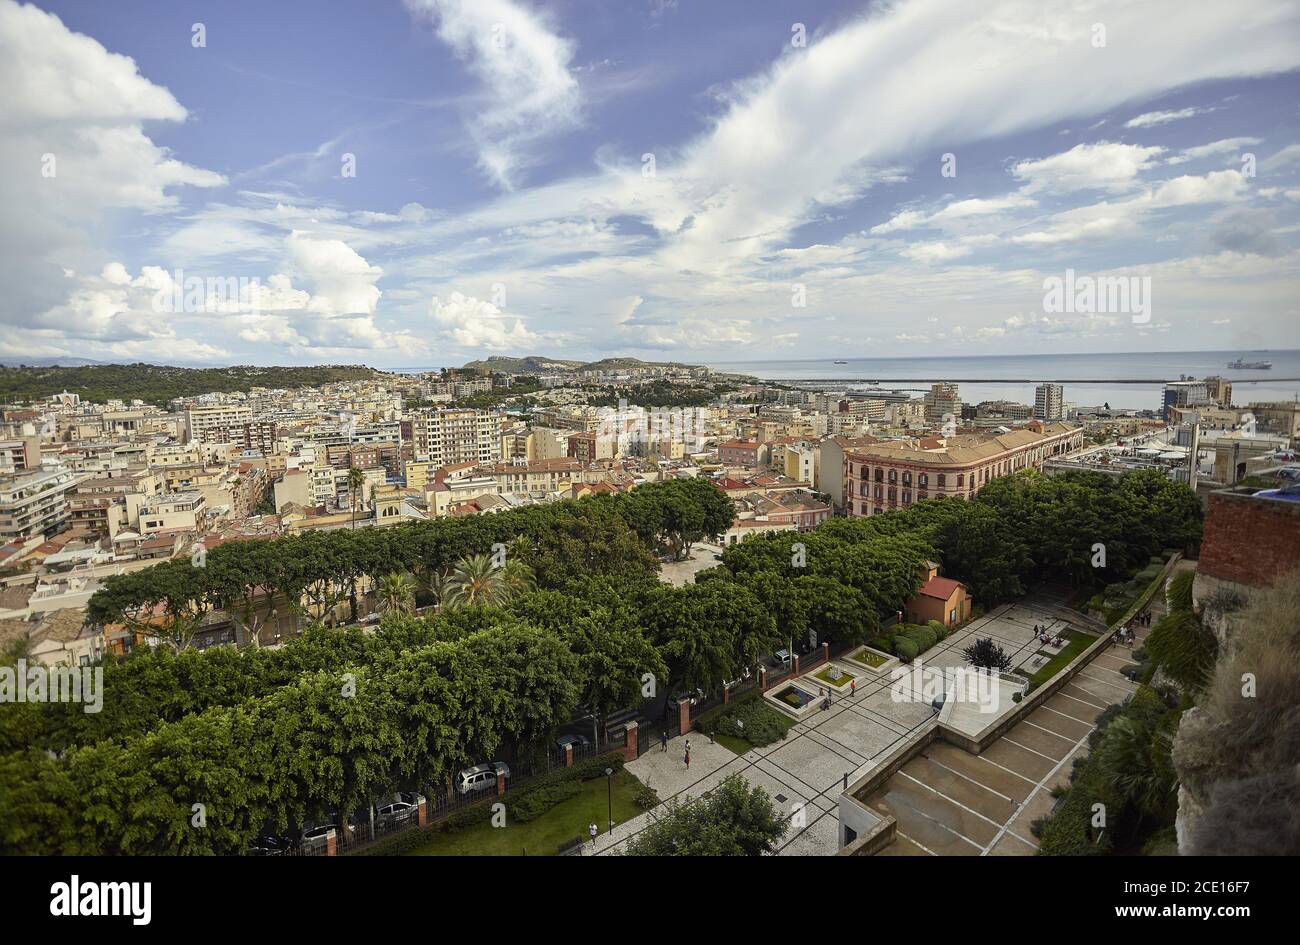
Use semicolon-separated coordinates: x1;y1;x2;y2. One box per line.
850;678;857;698
684;748;691;770
589;821;598;847
660;729;668;752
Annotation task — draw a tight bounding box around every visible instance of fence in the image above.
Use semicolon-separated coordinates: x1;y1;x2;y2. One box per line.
289;730;632;855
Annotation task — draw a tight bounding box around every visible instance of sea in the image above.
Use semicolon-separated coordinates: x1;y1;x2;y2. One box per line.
708;350;1300;412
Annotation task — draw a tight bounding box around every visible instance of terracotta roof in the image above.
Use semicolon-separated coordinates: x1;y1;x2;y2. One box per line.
916;575;964;600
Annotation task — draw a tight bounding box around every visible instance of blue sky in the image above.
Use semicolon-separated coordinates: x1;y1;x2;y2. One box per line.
2;0;1299;367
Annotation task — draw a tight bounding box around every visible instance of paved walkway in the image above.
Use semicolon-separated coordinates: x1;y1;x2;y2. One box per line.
588;587;1153;856
868;585;1168;856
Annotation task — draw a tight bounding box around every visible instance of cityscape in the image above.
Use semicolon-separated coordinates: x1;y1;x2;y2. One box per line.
1;0;1298;915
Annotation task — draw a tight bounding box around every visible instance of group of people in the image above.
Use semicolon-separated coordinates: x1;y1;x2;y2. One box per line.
1033;624;1065;647
1113;626;1136;648
1134;609;1152;626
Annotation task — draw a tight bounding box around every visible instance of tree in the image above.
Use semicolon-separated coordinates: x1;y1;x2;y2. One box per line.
376;572;416;616
962;636;1012;672
346;466;366;529
625;774;787;856
444;554;505;608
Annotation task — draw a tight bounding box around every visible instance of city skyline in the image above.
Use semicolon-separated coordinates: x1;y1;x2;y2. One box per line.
2;0;1299;368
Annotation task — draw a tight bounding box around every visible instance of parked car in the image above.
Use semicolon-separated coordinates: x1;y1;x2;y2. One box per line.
555;733;591;752
376;801;418;827
300;823;337;852
456;761;510;795
246;835;292;856
773;648;791;668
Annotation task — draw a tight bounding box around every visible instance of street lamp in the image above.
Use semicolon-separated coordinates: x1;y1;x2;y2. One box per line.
605;767;614;834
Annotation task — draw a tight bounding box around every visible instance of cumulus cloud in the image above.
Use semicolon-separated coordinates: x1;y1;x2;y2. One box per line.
0;0;225;322
430;291;539;349
1012;142;1165;193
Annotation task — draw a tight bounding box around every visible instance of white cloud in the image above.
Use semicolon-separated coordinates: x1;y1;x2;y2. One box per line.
430;291;539;349
1124;106;1210;128
1166;136;1261;165
0;0;225;323
405;0;581;189
1012;141;1164;193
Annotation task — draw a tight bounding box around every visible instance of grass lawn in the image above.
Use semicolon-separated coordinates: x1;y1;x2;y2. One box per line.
715;705;799;755
847;647;889;669
1023;629;1099;691
813;665;855;687
405;769;647;856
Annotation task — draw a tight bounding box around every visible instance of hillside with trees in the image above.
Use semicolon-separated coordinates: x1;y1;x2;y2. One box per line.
0;363;380;406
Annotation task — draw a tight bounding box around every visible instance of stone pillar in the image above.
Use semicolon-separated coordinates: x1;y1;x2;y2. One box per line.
564;743;574;767
620;720;638;763
794;655;801;675
678;697;692;735
723;686;731;705
325;828;337;857
496;770;507;796
416;796;428;828
822;642;830;666
759;667;768;691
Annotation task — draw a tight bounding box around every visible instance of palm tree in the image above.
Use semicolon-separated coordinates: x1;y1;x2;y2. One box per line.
426;569;450;611
497;558;537;603
377;572;416;616
444;553;505;608
346;466;366;528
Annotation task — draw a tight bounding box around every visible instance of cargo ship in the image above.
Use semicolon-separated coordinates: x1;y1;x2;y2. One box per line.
1228;357;1272;370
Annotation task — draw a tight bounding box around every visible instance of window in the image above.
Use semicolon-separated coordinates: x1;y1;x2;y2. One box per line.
874;468;883;482
888;469;897;483
903;471;912;485
919;473;928;487
937;474;945;487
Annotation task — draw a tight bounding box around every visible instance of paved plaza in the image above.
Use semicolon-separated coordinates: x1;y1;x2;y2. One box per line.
590;588;1124;856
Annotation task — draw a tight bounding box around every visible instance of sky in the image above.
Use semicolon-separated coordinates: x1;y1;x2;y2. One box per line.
2;0;1299;369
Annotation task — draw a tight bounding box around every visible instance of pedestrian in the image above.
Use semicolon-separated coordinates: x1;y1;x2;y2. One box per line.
660;729;668;752
589;821;598;847
684;749;690;769
850;679;856;697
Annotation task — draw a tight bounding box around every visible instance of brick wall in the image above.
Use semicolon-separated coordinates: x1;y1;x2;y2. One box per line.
1198;491;1300;589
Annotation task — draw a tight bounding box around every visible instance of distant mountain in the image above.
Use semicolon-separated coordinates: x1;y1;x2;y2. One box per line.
460;354;700;374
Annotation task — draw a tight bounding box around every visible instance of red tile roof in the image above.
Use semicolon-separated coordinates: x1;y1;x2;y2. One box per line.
916;575;964;600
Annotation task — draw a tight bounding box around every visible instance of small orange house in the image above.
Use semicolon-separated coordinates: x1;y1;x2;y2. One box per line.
904;561;972;628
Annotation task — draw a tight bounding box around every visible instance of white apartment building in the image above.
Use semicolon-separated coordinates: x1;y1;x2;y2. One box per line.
412;409;500;467
1034;384;1065;421
127;491;207;537
186;404;253;445
0;468;84;542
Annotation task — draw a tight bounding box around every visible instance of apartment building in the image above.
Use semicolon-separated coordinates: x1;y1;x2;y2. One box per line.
0;468;84;542
1247;401;1300;443
844;422;1084;517
411;409;500;467
185;404;253;445
719;439;767;468
0;435;44;473
924;383;961;424
527;427;570;462
127;491;208;538
567;430;615;464
1034;384;1064;421
1162;380;1211;420
783;444;818;487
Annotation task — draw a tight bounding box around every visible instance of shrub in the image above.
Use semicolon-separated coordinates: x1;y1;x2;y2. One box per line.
904;624;938;653
634;783;659;810
698;694;790;747
927;619;948;640
893;637;919;662
512;780;582;822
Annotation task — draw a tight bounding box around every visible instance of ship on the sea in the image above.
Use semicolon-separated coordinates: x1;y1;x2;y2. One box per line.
1228;357;1272;370
833;359;848;364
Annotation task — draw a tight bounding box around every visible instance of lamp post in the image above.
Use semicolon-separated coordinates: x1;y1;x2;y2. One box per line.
605;767;614;834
